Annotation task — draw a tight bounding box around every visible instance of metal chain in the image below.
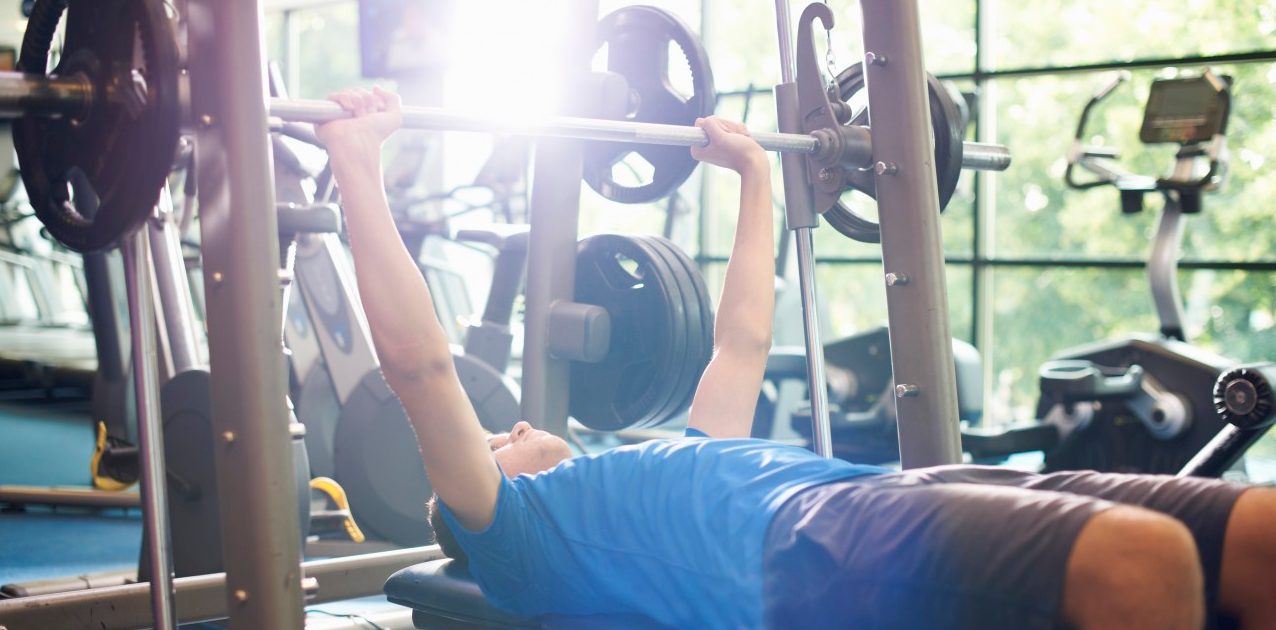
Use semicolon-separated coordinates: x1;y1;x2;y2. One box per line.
822;1;839;95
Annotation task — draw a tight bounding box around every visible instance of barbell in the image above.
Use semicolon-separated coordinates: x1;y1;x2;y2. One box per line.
0;73;1010;170
268;98;1012;173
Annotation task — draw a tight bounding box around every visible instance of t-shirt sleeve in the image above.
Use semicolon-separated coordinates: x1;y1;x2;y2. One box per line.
684;427;710;438
437;475;536;609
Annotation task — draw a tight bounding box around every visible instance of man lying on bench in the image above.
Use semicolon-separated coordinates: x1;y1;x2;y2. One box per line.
318;87;1276;630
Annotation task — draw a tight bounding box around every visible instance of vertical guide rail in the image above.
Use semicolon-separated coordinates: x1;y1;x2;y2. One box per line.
773;0;832;457
859;0;962;467
187;0;305;627
149;188;202;374
521;1;599;435
121;228;176;630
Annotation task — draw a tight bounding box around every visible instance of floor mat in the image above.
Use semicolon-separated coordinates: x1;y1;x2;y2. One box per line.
0;508;141;584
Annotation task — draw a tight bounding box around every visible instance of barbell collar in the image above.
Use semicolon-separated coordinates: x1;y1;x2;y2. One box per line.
960;142;1014;172
0;70;91;120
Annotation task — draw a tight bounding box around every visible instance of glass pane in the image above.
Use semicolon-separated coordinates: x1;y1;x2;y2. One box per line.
295;3;366;100
1183;269;1276;362
704;0;975;92
985;267;1157;422
600;0;701;28
987;0;1276;71
263;11;285;72
983;266;1276;422
990;63;1276;261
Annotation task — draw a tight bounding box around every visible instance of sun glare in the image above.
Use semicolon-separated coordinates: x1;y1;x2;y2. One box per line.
444;1;578;120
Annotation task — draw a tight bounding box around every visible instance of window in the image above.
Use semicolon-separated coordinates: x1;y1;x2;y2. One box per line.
265;0;1276;479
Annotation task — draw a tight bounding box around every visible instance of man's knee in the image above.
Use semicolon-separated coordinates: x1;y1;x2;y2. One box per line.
1220;487;1276;625
1064;506;1204;630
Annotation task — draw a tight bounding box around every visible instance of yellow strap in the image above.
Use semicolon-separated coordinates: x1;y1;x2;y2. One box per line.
90;421;134;492
309;476;366;543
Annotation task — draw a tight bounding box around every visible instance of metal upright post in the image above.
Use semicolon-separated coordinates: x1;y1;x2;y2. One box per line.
521;0;599;436
859;0;963;467
149;187;203;374
121;228;176;630
186;0;304;627
773;0;832;458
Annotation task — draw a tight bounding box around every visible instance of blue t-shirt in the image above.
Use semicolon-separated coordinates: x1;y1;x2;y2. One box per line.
439;434;888;628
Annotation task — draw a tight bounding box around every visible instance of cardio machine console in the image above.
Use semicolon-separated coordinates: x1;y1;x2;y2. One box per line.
1139;75;1230;145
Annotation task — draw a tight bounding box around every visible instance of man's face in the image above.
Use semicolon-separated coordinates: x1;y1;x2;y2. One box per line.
489;421;573;477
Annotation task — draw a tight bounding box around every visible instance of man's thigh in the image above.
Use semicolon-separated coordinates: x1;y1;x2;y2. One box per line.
1006;466;1250;613
763;474;1105;630
761;467;1249;630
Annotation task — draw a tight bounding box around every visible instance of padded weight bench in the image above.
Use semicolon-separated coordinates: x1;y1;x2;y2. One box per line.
385;559;669;629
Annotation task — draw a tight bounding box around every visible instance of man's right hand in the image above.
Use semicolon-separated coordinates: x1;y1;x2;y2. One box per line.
690;116;768;175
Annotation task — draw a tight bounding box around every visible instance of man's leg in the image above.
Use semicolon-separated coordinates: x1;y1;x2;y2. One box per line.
1218;487;1276;628
1063;505;1204;630
994;466;1253;628
763;475;1199;630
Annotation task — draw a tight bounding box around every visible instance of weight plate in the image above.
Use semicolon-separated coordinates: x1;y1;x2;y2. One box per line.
584;5;716;205
640;236;713;424
14;0;181;252
645;236;714;420
822;63;965;244
570;234;684;431
631;235;692;425
606;234;683;428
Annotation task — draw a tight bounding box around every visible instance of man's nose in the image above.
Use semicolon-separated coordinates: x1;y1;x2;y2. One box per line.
510;421;532;441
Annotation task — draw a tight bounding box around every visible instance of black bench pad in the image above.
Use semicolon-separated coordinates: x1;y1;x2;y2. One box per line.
384;559;669;629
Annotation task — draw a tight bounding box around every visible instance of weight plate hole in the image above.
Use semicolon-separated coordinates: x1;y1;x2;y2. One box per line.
666;39;694;102
611;152;656;188
61;167;100;222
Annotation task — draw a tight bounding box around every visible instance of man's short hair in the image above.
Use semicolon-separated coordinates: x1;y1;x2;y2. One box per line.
428;494;468;564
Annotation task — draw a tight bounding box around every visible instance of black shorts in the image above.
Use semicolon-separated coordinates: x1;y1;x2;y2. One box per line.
761;466;1250;630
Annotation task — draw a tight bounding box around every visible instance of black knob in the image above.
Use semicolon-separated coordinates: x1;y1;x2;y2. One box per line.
1213;365;1275;430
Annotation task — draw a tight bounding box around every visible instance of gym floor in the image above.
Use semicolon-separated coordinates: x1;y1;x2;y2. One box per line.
0;404;413;629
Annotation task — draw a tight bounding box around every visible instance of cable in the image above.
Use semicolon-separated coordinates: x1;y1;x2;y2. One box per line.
305;608;389;630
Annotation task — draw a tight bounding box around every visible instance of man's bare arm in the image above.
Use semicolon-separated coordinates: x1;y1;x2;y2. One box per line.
318;88;501;530
685;118;775;438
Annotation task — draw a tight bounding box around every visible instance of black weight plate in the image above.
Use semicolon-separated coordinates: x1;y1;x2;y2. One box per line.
631;236;693;425
639;236;708;424
823;63;965;244
570;234;682;431
584;5;716;205
644;236;714;420
14;0;181;253
597;234;682;429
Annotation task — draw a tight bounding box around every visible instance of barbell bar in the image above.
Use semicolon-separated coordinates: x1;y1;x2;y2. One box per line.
0;71;1009;174
269;98;1012;173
